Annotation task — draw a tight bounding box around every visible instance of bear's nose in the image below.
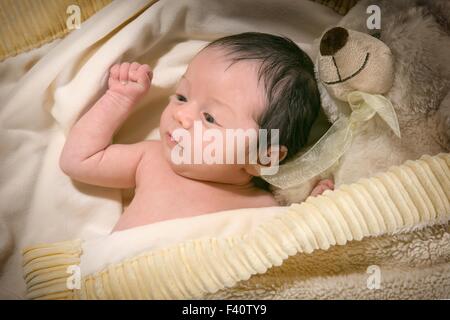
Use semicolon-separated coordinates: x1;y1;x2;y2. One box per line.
320;27;349;56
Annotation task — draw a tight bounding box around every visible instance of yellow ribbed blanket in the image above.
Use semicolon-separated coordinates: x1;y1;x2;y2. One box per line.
0;0;113;62
22;153;450;299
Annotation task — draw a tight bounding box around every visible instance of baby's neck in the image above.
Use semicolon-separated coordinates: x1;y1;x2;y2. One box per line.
202;179;266;196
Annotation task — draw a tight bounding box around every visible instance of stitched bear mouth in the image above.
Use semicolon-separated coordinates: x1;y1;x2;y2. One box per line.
323;52;370;85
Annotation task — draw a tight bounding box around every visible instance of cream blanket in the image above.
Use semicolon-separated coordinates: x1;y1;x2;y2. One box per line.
2;0;449;300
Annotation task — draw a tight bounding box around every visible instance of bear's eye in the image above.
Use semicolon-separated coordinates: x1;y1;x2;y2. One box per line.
370;30;381;39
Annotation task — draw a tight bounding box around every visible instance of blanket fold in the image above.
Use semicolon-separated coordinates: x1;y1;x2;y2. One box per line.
22;153;450;299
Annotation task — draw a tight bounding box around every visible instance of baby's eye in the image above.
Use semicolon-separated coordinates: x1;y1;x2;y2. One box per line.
203;112;216;124
176;94;187;102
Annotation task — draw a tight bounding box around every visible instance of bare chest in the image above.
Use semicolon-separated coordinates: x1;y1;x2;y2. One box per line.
116;148;276;230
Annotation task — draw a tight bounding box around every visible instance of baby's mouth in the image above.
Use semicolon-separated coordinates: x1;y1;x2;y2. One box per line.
167;132;183;149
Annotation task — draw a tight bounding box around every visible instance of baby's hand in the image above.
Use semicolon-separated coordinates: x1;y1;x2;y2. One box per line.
310;179;334;197
107;62;153;105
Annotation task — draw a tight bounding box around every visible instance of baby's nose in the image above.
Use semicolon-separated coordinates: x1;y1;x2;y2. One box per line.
174;108;193;129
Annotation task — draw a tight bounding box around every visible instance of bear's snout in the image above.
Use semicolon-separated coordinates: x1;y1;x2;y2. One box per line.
320;27;349;56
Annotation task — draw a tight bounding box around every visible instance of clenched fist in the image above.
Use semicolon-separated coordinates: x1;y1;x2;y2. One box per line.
107;62;153;105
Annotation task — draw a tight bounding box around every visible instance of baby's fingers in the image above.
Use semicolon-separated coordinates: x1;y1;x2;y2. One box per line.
310;185;326;197
321;179;334;190
130;62;140;73
310;179;334;197
119;62;131;83
136;64;152;87
109;64;120;81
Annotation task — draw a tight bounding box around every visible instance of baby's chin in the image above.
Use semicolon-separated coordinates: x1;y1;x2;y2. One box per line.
161;143;254;185
166;158;252;185
168;161;225;182
167;161;198;180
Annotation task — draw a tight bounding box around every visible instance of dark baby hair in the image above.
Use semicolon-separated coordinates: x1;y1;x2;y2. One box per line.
205;32;321;163
204;32;321;189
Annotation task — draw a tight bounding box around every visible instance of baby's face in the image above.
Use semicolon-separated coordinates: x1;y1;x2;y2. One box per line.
159;47;267;185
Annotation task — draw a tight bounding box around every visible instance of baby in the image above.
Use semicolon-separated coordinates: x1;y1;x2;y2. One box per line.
60;32;334;232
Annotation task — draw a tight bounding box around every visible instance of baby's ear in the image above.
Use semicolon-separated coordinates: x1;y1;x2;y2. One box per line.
261;145;288;166
244;145;288;176
272;145;288;164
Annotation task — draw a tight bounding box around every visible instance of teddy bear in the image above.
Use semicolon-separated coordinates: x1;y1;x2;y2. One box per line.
272;0;450;205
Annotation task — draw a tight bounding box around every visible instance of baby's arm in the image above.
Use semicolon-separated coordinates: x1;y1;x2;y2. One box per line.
59;62;153;188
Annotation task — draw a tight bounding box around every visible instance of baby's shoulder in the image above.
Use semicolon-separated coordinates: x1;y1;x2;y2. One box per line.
140;139;163;158
133;140;160;165
135;140;167;179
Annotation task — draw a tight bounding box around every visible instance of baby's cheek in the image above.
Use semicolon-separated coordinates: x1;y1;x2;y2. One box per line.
199;132;223;164
197;127;259;165
160;106;174;128
224;136;257;165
